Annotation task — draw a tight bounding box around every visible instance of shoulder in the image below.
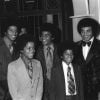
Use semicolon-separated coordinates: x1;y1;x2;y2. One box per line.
94;39;100;47
53;61;62;72
92;39;100;52
8;59;18;72
36;46;43;56
75;40;82;46
0;38;5;49
32;59;41;63
37;45;43;52
32;59;42;67
93;38;100;43
8;58;21;69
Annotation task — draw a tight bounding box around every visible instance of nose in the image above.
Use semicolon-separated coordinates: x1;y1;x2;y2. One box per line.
82;31;87;36
30;48;35;53
13;31;18;36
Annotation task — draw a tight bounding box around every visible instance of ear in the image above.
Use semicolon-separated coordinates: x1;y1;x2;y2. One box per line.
20;50;23;54
39;36;42;41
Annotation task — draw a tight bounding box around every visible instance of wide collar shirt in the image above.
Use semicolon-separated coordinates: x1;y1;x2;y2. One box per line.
62;61;77;95
82;37;94;60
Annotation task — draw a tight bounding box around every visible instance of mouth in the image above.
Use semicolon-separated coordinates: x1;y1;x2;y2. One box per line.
12;35;17;38
42;39;48;43
43;39;47;42
84;36;90;38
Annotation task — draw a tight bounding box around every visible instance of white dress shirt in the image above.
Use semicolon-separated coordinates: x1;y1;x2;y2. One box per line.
82;37;94;60
62;61;77;95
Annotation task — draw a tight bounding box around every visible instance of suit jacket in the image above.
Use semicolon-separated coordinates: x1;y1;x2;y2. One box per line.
50;61;84;100
0;38;12;80
36;44;60;79
75;38;100;99
0;37;13;100
36;44;60;100
7;57;43;100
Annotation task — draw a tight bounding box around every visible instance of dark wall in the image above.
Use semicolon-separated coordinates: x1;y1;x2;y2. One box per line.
61;0;74;41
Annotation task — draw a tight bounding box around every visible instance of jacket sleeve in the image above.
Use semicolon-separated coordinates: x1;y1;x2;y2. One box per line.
7;63;24;100
49;68;56;100
35;61;43;100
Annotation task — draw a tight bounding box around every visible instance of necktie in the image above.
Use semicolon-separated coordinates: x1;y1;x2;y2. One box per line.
46;46;53;80
28;61;33;80
67;66;75;94
8;44;13;54
82;41;91;46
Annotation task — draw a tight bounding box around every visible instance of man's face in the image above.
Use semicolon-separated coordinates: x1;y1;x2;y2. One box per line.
40;31;52;46
81;26;93;42
62;49;73;65
22;42;35;59
20;27;27;35
6;25;18;41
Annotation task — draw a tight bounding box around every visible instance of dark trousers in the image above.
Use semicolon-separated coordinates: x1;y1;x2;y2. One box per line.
65;95;78;100
0;80;12;100
42;79;51;100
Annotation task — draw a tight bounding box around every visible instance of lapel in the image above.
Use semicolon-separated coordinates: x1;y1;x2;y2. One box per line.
31;59;39;84
53;45;57;61
2;39;12;62
86;38;96;64
58;61;66;95
39;46;47;72
17;57;31;84
78;41;85;63
3;39;12;56
72;63;79;92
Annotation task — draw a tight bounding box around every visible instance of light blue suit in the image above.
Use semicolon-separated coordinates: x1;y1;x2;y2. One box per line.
7;57;43;100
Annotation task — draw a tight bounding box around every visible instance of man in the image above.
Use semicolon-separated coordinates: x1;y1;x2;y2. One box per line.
0;23;18;100
7;34;43;100
50;41;84;100
76;18;100;100
36;23;60;100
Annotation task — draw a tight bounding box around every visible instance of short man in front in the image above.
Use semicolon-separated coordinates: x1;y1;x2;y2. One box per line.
50;41;84;100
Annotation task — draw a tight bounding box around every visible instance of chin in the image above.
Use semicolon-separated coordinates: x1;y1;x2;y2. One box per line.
28;57;33;60
11;38;16;41
43;42;47;46
28;55;33;59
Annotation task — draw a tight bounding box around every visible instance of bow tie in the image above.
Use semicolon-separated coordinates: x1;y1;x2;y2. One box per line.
82;41;91;46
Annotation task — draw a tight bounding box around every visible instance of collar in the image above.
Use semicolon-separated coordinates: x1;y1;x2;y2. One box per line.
21;54;33;67
44;43;54;51
62;61;72;68
81;37;94;47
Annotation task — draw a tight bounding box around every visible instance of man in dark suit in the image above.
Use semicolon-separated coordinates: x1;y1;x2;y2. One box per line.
0;23;18;100
75;18;100;100
36;23;60;100
50;41;84;100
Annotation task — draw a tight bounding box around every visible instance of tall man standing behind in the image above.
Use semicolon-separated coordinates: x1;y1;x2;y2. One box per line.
0;23;18;100
36;23;60;100
76;18;100;100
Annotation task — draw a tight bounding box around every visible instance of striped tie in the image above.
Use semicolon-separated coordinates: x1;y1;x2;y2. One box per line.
67;66;75;94
28;61;33;80
46;46;53;80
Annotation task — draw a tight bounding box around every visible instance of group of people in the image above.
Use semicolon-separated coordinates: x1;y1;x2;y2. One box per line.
0;17;100;100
